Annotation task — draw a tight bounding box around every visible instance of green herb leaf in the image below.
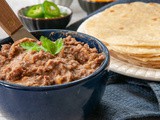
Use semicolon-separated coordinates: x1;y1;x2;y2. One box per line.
20;36;64;55
20;42;36;50
54;38;63;54
40;36;55;54
20;42;43;51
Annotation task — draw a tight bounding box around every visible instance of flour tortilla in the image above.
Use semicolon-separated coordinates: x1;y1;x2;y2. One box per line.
110;45;160;55
110;50;160;62
79;2;160;47
110;51;160;68
78;2;160;68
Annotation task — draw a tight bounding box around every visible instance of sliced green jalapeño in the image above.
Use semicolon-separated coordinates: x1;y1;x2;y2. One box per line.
26;4;44;18
42;1;60;17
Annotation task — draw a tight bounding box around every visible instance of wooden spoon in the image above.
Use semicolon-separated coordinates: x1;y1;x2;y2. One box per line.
0;0;37;41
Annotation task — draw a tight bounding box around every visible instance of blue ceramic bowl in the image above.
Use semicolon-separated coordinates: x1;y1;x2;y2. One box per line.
0;30;109;120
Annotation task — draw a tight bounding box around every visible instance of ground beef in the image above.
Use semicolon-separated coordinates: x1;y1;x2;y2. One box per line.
0;36;105;86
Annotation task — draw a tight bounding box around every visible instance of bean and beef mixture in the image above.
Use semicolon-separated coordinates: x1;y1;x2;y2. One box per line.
0;36;105;86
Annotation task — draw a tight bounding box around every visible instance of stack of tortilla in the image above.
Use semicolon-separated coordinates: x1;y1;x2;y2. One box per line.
78;2;160;68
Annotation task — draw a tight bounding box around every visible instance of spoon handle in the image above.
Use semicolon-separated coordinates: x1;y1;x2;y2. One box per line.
0;0;23;36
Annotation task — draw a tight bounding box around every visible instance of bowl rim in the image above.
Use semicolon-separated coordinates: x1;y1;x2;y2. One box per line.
78;0;115;3
18;5;73;21
0;29;110;91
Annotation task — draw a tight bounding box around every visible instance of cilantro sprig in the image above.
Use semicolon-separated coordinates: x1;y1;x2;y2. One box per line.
20;36;63;55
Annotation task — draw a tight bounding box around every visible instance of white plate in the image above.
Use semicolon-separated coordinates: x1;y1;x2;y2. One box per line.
77;21;160;81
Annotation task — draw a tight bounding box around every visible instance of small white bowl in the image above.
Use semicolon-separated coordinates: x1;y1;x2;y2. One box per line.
51;0;73;7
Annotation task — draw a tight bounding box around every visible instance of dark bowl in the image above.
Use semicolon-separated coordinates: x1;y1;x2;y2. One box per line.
0;29;110;120
78;0;115;14
18;6;72;31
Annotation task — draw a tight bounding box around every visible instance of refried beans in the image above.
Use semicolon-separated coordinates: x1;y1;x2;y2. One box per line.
0;36;105;86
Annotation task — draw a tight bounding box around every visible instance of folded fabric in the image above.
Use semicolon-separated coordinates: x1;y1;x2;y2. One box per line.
86;72;160;120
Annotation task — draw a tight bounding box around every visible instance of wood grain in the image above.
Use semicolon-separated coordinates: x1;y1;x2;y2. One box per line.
0;0;22;36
